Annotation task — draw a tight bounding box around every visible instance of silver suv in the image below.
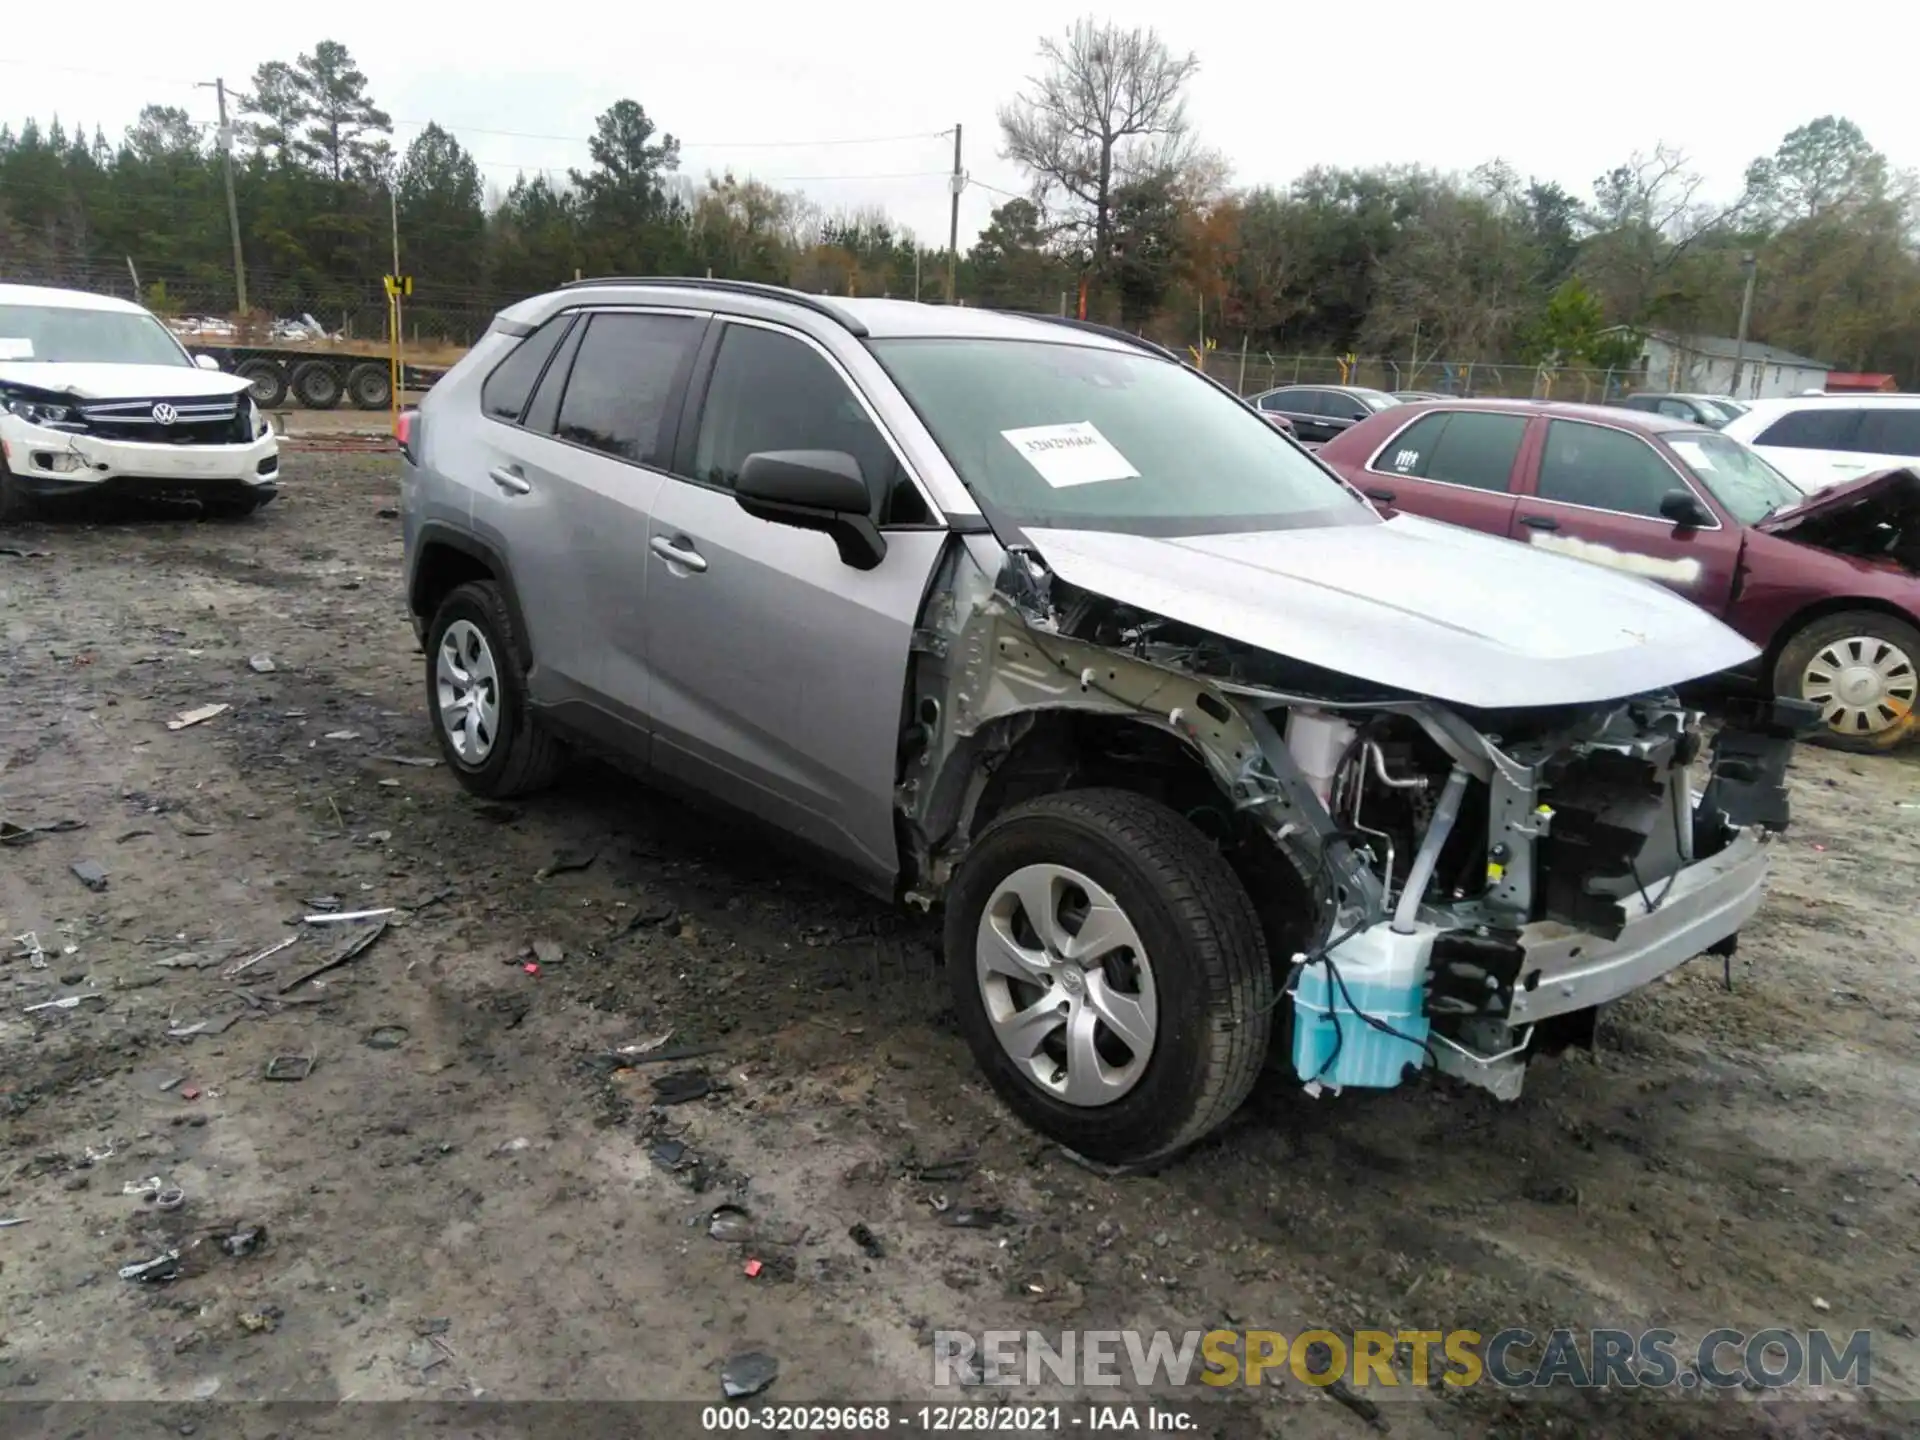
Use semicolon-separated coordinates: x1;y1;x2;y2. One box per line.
402;279;1812;1165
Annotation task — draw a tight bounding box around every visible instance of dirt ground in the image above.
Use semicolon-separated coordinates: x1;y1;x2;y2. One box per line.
2;449;1918;1438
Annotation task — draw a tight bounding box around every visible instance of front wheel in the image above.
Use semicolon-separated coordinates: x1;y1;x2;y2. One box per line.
943;788;1272;1167
1773;610;1920;753
424;580;564;797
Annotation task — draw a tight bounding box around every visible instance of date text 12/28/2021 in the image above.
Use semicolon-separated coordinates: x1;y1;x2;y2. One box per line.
702;1404;1196;1431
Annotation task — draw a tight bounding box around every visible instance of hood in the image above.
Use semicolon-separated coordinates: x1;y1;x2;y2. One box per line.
1755;466;1920;571
1024;515;1761;711
0;362;252;402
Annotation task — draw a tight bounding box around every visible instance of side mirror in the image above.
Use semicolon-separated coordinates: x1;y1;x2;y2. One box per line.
193;353;222;372
735;450;887;570
1658;490;1713;529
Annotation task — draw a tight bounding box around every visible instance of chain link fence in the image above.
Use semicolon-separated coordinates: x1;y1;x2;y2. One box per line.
1195;348;1638;403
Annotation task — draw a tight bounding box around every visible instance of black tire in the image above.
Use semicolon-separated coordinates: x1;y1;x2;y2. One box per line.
944;788;1272;1167
424;580;564;798
201;491;274;521
1772;610;1920;754
236;359;289;409
290;360;343;410
0;460;35;525
345;362;392;410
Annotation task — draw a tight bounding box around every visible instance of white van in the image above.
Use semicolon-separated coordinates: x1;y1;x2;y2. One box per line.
1721;394;1920;492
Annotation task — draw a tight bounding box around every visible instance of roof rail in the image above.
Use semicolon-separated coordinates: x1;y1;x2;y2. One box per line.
557;275;869;337
1006;312;1183;363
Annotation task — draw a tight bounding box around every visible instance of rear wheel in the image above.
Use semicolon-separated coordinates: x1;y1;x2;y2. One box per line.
944;788;1272;1167
236;359;289;409
290;361;343;410
345;362;392;410
1772;610;1920;753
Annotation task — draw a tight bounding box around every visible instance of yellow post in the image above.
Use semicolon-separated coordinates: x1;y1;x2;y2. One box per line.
388;290;400;436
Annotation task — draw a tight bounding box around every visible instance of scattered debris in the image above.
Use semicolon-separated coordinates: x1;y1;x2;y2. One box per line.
377;755;441;768
0;545;52;558
620;898;679;932
123;1177;166;1198
613;1042;726;1069
537;847;598;880
238;1306;281;1334
278;918;388;992
323;730;360;741
248;654;277;674
914;1153;976;1184
405;1339;448;1373
1814;1296;1832;1312
721;1351;779;1400
169;1014;244;1038
24;992;105;1013
365;1025;410;1050
70;858;110;892
614;1031;674;1057
224;935;299;978
11;932;48;969
119;1250;182;1283
652;1070;715;1105
303;907;395;925
217;1224;267;1258
0;1218;26;1228
0;817;86;847
742;1258;764;1278
531;937;566;966
943;1206;1014;1230
848;1223;885;1259
264;1054;315;1082
708;1204;754;1243
167;703;230;731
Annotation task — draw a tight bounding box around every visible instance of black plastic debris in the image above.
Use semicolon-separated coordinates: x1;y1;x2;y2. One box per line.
848;1223;885;1259
278;919;388;994
944;1206;1014;1230
218;1225;267;1259
71;858;110;892
119;1250;182;1283
652;1071;714;1105
914;1153;976;1184
1;817;85;848
650;1139;690;1169
721;1351;778;1401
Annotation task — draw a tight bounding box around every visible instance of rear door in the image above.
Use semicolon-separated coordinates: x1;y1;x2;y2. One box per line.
1850;407;1920;474
1352;408;1530;536
641;317;949;886
1316;389;1376;442
1257;387;1329;442
1745;406;1867;491
1509;418;1741;610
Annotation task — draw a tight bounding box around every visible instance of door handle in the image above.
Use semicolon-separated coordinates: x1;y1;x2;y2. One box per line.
1519;515;1559;531
650;535;707;573
489;466;530;495
1365;487;1397;503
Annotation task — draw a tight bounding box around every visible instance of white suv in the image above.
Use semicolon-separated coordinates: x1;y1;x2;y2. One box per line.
0;283;280;522
1721;393;1920;493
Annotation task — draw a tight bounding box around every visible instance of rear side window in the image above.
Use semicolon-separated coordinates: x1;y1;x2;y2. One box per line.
1375;411;1525;492
481;315;570;423
1536;420;1687;519
1753;407;1860;451
1853;408;1920;457
1263;389;1321;416
554;312;704;465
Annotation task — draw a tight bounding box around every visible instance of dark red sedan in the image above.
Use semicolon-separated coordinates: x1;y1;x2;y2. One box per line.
1316;398;1920;752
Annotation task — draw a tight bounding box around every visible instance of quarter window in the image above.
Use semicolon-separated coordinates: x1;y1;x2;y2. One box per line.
1536;420;1689;520
1853;409;1920;457
481;314;570;423
553;312;703;465
1374;411;1526;493
691;323;926;523
1752;407;1860;451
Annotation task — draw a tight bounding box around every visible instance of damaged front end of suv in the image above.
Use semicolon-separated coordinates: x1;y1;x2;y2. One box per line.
900;532;1814;1106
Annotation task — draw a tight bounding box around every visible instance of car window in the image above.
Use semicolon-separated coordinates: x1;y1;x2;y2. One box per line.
1262;389;1320;416
1752;407;1860;451
553;312;703;465
481;314;570;424
1536;420;1688;519
692;323;927;524
1656;399;1693;419
1621;395;1659;412
521;316;585;435
1853;409;1920;457
1667;433;1801;524
870;337;1370;536
1322;391;1371;422
1375;411;1526;492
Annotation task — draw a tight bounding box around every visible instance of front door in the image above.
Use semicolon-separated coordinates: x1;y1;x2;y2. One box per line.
1509;418;1741;610
641;319;948;887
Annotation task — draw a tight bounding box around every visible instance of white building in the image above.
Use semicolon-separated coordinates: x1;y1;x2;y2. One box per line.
1619;329;1832;400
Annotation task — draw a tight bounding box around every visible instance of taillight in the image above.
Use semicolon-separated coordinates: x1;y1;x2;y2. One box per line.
395;407;418;462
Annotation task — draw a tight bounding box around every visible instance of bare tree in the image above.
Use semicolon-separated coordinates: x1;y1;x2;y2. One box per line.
998;18;1199;290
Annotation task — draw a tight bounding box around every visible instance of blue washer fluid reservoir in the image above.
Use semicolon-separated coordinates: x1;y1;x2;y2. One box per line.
1291;922;1438;1090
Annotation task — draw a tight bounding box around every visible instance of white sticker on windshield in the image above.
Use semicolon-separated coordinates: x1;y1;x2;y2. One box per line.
1001;421;1139;488
0;338;33;360
1668;439;1714;471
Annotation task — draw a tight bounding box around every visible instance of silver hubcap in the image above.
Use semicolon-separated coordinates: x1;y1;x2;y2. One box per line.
1802;635;1917;737
975;864;1158;1107
435;620;501;763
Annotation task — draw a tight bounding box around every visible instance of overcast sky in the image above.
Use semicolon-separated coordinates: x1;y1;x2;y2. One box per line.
5;1;1914;255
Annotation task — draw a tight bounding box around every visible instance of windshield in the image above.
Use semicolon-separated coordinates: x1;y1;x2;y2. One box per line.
1667;432;1803;523
0;304;190;367
870;337;1372;536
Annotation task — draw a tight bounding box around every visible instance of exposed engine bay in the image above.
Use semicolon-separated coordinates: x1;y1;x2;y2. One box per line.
899;536;1811;1102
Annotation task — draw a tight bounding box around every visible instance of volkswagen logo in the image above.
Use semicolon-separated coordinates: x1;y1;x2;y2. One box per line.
151;403;177;425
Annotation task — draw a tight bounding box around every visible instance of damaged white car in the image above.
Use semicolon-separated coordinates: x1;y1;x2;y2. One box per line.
0;283;279;522
402;282;1815;1165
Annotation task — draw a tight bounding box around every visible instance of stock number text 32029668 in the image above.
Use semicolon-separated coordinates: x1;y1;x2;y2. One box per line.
701;1404;1069;1431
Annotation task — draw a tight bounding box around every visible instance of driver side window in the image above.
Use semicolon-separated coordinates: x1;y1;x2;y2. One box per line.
1536;420;1690;520
690;323;930;524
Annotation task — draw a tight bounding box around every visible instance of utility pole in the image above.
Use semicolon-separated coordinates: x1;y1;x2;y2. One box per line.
199;79;248;316
945;124;963;305
1730;251;1758;399
389;183;403;339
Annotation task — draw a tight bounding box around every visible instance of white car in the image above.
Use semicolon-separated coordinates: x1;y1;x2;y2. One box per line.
1721;393;1920;493
0;283;280;522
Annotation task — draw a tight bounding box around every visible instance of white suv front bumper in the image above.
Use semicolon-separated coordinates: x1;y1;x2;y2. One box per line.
2;419;279;496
